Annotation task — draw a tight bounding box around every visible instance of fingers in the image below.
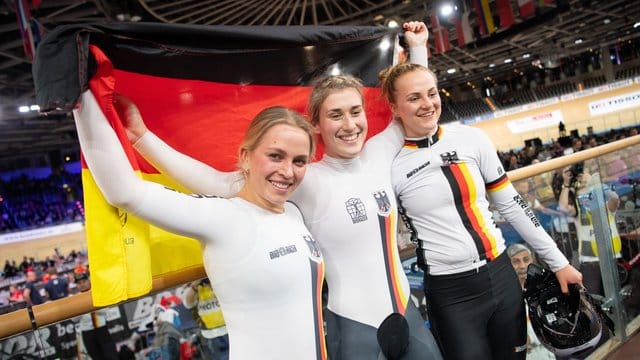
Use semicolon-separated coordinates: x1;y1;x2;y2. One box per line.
403;21;427;33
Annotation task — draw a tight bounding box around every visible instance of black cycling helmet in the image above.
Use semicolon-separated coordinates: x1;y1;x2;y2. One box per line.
523;263;603;358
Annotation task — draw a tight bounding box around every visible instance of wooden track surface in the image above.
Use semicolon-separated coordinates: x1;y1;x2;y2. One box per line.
0;229;87;267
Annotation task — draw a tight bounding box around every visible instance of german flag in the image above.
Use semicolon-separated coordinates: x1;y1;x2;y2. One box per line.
33;23;398;306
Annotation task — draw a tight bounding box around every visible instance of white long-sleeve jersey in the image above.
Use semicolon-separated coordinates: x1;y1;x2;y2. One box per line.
391;124;568;275
135;122;409;328
75;91;326;360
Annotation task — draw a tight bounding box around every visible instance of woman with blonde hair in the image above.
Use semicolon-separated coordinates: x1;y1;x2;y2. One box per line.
74;91;325;360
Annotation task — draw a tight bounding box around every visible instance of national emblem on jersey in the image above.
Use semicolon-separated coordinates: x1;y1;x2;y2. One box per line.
373;190;391;216
303;234;322;262
439;151;459;166
497;166;504;176
345;198;367;224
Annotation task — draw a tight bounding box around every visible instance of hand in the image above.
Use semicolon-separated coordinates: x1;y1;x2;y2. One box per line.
113;94;149;144
554;264;583;294
402;21;428;48
561;167;573;185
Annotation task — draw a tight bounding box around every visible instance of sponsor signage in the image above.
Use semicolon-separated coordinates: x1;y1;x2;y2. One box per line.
506;110;564;134
589;90;640;116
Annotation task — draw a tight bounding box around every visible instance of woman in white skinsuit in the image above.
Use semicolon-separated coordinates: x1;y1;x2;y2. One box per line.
74;92;326;360
120;22;442;360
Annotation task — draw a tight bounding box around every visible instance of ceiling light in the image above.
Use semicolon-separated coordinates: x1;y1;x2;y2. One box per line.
29;105;40;111
379;38;391;51
387;20;399;28
447;68;456;74
489;63;495;68
574;38;583;44
440;3;455;17
330;65;341;76
522;53;531;59
504;58;512;63
603;18;611;24
634;22;640;28
18;106;29;113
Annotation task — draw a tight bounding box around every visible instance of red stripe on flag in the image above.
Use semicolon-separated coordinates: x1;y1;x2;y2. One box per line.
87;69;392;174
518;0;535;18
496;0;515;28
430;12;450;54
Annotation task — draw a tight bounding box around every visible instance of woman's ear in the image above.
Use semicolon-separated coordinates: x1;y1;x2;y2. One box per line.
239;149;249;174
390;103;399;118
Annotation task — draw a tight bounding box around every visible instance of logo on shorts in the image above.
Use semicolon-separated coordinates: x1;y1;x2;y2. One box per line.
303;234;322;261
373;190;391;216
439;151;459;166
345;198;367;224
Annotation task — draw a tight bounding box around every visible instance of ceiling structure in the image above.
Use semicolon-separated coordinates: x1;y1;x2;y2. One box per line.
0;0;638;169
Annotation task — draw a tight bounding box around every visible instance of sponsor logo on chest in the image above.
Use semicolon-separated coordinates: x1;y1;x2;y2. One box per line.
345;190;392;224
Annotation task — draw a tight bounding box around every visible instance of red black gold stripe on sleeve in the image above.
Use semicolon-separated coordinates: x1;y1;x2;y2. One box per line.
378;211;408;315
486;174;510;193
310;260;327;360
442;163;500;261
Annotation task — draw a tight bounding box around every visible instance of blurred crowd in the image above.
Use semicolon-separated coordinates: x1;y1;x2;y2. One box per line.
0;169;84;232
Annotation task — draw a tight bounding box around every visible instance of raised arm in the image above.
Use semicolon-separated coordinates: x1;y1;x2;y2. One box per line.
404;21;429;67
363;21;429;160
74;91;228;241
118;95;242;198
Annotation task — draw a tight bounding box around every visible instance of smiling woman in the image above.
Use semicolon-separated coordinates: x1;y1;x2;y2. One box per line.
74;91;326;360
381;62;583;360
236;109;314;213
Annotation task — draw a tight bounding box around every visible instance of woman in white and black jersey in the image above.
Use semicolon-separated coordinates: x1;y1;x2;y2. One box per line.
74;91;326;360
378;62;583;360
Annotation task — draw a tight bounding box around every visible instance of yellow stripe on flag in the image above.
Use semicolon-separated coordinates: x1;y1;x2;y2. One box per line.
481;0;496;34
83;169;204;306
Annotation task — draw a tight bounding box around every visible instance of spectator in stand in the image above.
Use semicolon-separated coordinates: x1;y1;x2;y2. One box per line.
507;153;522;171
506;243;556;360
183;278;229;360
23;270;44;306
602;151;629;183
564;137;584;155
551;140;565;158
19;256;29;273
43;267;69;301
73;258;88;274
74;272;119;360
9;284;24;302
3;260;17;278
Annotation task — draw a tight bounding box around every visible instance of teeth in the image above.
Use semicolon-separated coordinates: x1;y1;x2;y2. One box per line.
271;181;290;189
339;133;358;141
